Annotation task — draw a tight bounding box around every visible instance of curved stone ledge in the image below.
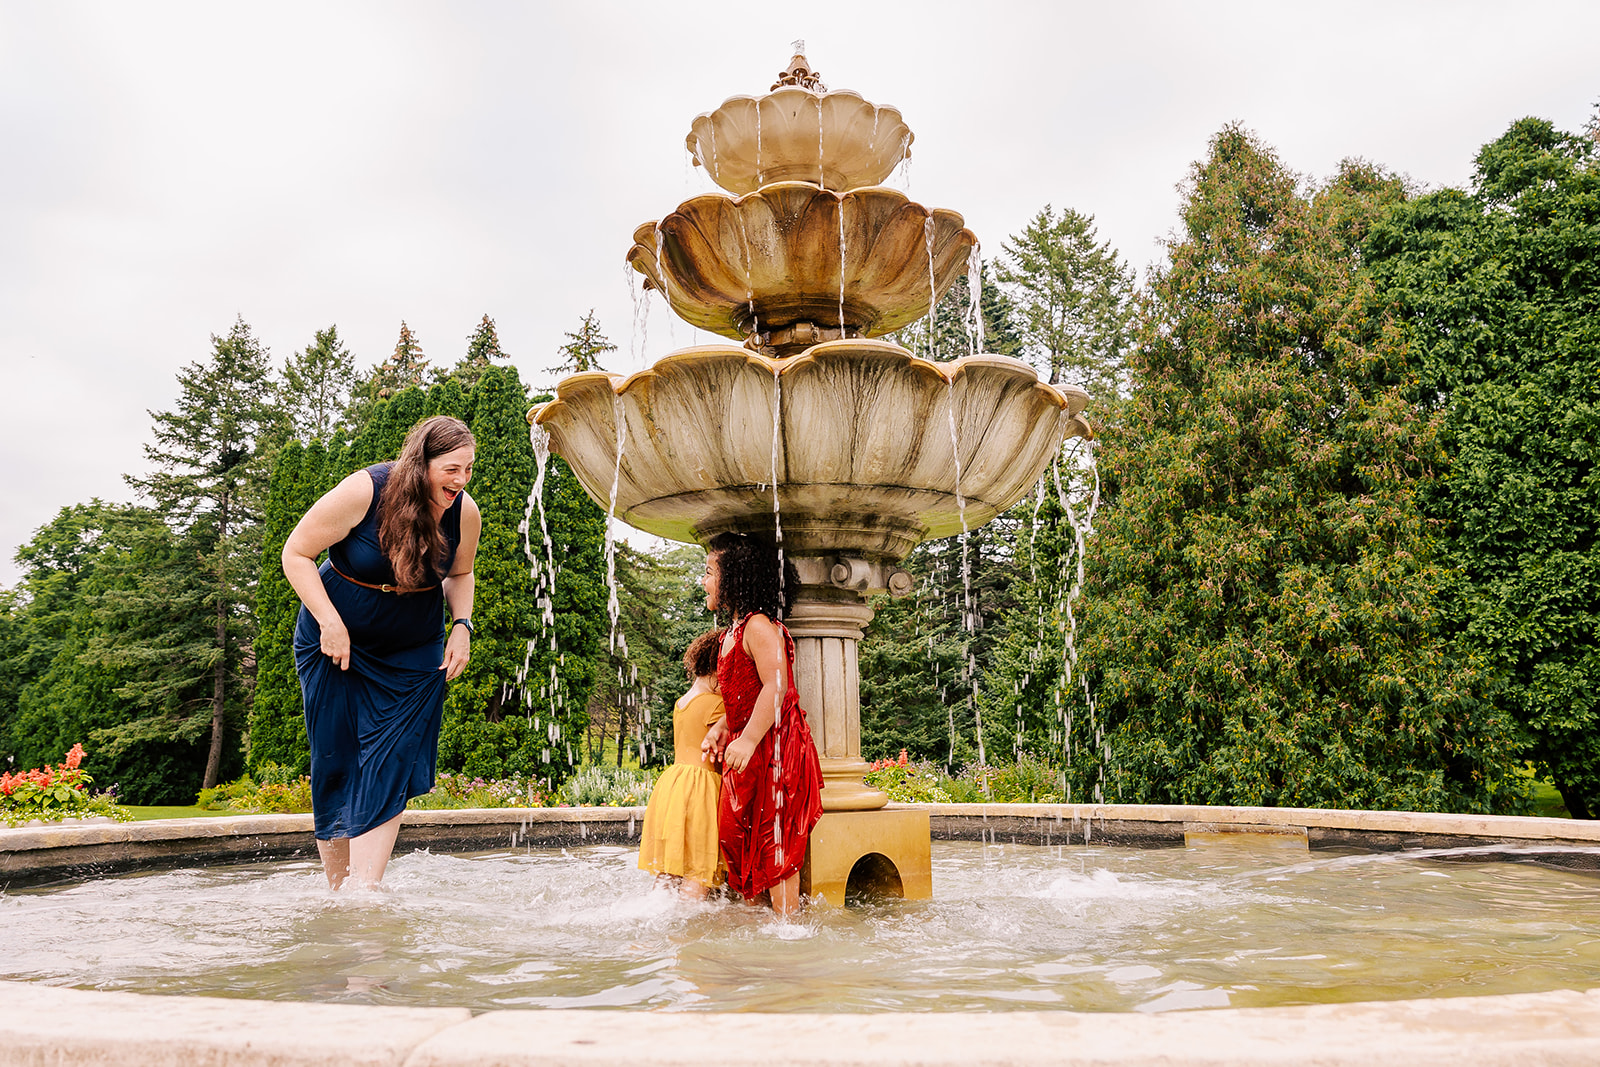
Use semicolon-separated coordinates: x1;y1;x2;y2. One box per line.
2;979;1599;1066
7;802;1598;890
901;801;1600;857
0;807;649;890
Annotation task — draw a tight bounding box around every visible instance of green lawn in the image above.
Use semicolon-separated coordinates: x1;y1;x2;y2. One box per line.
1530;780;1572;819
121;805;217;821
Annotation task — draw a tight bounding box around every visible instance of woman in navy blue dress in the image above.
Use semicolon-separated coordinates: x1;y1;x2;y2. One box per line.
282;416;481;888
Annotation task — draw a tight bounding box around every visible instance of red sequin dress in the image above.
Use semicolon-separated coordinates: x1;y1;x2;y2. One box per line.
716;613;824;899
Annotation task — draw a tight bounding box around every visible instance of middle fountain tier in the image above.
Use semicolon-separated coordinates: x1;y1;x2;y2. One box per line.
532;53;1091;904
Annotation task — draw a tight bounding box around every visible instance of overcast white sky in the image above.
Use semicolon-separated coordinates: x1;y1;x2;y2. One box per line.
2;1;1596;588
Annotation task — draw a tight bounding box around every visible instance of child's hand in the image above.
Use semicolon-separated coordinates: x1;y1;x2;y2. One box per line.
723;736;757;773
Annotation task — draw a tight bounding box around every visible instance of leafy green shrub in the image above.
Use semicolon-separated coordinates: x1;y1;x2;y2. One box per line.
197;763;314;814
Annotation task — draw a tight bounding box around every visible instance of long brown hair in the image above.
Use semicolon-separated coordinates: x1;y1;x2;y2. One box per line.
378;415;475;588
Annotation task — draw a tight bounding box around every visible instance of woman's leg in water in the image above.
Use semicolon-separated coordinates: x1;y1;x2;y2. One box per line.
348;813;404;886
317;838;351;889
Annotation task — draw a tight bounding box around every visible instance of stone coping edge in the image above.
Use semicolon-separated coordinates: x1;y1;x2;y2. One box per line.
3;979;1600;1066
4;802;1597;890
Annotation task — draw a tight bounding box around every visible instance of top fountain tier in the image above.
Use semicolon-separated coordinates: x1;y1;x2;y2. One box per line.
685;54;914;195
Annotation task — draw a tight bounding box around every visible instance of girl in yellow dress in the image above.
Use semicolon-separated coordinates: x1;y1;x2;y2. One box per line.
637;629;725;899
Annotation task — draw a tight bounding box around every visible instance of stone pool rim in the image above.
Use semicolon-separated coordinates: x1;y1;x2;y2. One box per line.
4;801;1599;890
3;803;1599;1066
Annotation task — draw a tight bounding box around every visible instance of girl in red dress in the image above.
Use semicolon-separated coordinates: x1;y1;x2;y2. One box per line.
699;532;824;915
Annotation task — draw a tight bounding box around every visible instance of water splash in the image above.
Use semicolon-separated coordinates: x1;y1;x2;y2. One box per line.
627;264;649;368
944;373;985;783
768;366;788;871
519;425;571;769
923;216;938;361
604;394;629;659
965;244;985;357
816;92;825;187
709;116;720;185
1051;438;1102;800
837;193;848;333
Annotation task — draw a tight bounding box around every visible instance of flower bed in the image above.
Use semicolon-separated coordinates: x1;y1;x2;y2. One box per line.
864;751;1067;804
1;745;130;827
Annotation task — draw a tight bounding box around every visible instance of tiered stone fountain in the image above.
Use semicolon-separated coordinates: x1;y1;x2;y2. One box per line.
531;52;1091;903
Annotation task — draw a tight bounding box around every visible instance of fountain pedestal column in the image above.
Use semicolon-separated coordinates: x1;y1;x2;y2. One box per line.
787;559;932;905
786;588;886;812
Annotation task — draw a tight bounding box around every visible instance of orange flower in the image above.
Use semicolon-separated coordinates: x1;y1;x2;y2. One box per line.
64;744;85;770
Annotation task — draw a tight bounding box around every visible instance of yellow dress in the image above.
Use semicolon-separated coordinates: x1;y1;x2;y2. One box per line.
637;690;725;885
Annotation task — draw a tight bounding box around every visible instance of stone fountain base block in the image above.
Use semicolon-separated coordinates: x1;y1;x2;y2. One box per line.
802;807;931;906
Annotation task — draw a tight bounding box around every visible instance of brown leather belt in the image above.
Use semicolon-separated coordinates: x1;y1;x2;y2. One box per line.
328;561;439;595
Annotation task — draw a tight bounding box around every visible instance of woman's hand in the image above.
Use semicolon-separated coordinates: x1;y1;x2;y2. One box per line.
441;625;471;680
320;616;352;671
723;735;757;774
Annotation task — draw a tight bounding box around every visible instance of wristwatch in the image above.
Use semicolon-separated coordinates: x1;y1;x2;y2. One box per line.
451;617;474;636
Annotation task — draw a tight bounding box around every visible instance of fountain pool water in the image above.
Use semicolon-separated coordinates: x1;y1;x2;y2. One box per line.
5;839;1600;1014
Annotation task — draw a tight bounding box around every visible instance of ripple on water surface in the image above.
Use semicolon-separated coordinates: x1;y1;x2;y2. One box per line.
3;840;1599;1013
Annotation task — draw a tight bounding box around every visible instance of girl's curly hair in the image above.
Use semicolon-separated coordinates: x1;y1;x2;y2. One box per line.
707;532;797;623
683;628;724;679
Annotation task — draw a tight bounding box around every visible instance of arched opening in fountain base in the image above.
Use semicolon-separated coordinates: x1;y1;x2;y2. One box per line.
801;807;931;906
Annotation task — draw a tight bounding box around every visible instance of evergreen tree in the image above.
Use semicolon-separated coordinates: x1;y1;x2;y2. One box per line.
281;326;356;443
1079;127;1516;812
249;439;326;774
427;376;472;424
1367;118;1600;817
126;317;275;789
6;505;217;803
996;206;1135;398
347;321;430;430
454;314;511;394
858;519;1018;767
551;310;616;379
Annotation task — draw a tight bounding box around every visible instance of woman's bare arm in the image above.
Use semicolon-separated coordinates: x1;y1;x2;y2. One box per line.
281;470;373;671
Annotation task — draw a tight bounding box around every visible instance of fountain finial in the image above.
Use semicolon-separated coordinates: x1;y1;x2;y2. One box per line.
772;47;825;92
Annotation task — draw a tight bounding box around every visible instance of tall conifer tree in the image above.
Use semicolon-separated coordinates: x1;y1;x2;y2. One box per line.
1078;128;1515;811
127;317;275;788
997;207;1135;398
281;326;355;443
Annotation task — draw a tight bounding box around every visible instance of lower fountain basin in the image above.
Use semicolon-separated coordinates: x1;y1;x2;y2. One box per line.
4;805;1599;1065
6;838;1600;1013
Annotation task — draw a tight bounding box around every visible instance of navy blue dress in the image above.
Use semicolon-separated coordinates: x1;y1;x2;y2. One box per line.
294;463;463;840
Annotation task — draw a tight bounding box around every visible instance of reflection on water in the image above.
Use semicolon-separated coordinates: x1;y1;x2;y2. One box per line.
3;840;1599;1013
